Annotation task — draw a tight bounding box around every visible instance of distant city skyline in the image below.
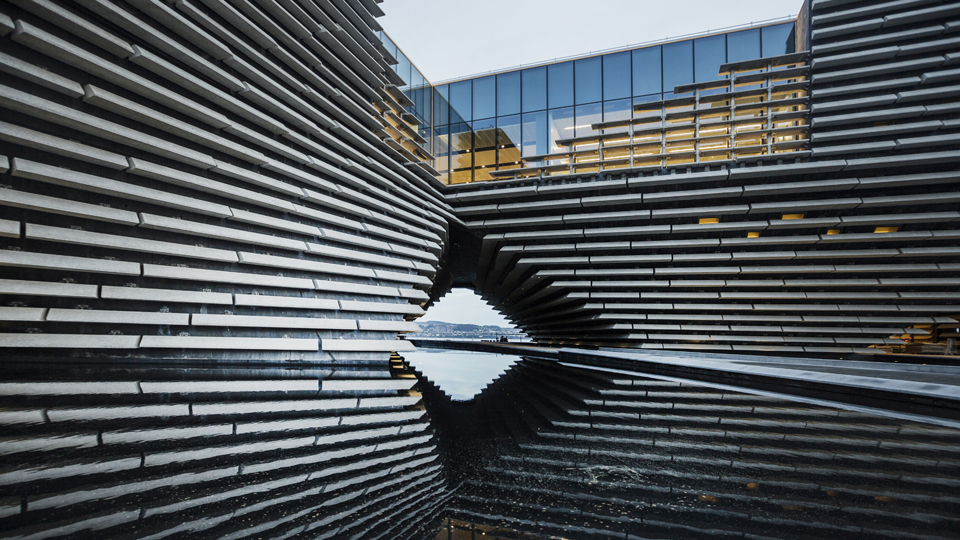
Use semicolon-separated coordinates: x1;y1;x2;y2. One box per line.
380;0;803;82
418;288;515;327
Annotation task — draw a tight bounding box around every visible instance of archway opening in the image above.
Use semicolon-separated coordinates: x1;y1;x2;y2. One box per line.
406;288;525;400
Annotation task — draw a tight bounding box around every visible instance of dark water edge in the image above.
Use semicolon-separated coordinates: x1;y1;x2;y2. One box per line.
1;353;959;539
416;356;960;540
0;357;445;540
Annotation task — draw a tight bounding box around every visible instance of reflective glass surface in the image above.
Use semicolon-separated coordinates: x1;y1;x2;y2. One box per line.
496;71;521;116
472;75;496;120
633;45;662;96
548;61;574;108
434;124;449;179
396;49;411;86
449;79;472;122
727;28;761;63
548;107;574;153
634;93;663;106
521;66;547;113
497;114;522;166
695;34;727;82
574;56;602;105
522;110;548;158
762;22;797;56
390;21;797;183
603;51;631;101
472;117;497;181
450;121;473;183
662;40;694;92
433;85;449;126
575;102;602;138
379;31;397;60
603;98;633;134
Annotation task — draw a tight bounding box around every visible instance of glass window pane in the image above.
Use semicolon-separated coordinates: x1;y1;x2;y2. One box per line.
497;114;522;165
603;98;632;134
548;61;574;109
419;124;430;153
380;33;398;64
575;103;602;138
634;94;662;106
574;56;602;105
410;68;426;120
433;85;449;126
662;40;693;93
761;23;796;57
473;117;497;169
450;121;473;183
727;29;761;63
633;46;662;96
497;71;521;116
695;35;726;82
548;107;574;153
522;111;547;157
473;75;496;120
411;67;425;89
396;50;411;87
450;122;472;153
434;125;449;177
408;87;423;123
521;66;546;112
603;51;631;101
473;118;497;150
449;80;472;122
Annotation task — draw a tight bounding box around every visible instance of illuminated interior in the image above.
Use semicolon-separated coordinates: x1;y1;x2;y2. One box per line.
377;20;802;184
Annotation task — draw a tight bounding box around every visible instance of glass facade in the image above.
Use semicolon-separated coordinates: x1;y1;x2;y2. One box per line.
381;20;797;184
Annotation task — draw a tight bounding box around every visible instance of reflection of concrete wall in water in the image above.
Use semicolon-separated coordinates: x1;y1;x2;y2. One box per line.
0;359;446;538
422;358;960;539
0;0;449;534
2;0;960;535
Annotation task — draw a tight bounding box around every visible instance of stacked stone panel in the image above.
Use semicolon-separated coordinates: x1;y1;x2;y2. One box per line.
0;0;450;536
450;0;960;354
0;0;451;359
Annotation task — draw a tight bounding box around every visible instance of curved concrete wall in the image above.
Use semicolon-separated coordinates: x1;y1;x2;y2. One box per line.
449;0;960;354
0;1;451;536
0;0;450;362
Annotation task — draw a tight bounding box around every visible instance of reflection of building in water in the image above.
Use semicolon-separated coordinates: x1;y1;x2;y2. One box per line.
5;351;960;539
421;358;960;539
431;519;547;540
0;357;447;539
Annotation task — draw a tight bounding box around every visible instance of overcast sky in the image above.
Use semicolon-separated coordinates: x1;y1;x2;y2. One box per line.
380;0;804;83
418;288;514;327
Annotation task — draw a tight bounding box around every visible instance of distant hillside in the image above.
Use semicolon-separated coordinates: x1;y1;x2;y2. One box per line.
409;320;525;338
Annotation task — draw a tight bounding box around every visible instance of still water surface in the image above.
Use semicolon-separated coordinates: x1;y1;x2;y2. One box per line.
0;352;958;539
403;349;519;400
